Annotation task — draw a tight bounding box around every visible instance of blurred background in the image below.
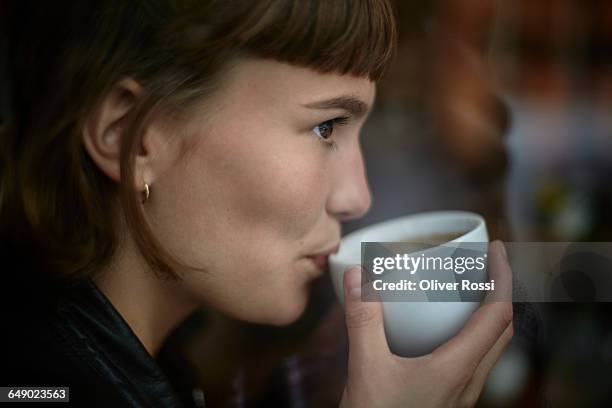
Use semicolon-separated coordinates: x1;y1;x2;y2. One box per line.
157;1;612;406
3;0;611;406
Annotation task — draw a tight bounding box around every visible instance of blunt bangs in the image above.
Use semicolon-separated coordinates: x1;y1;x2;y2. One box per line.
176;0;397;82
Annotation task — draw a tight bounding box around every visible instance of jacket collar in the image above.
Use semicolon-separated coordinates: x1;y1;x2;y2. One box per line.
56;278;185;407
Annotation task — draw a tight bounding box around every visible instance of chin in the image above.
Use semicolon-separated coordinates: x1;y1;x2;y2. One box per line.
263;292;308;326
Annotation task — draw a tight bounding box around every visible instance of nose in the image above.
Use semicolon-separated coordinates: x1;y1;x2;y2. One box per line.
326;140;372;221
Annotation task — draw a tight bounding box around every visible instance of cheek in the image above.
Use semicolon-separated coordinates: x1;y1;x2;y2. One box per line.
198;125;329;240
152;130;326;267
147;124;329;323
175;161;324;323
239;158;326;235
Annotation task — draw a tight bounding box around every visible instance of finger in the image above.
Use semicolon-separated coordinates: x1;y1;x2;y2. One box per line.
460;321;514;405
432;241;513;374
343;266;389;361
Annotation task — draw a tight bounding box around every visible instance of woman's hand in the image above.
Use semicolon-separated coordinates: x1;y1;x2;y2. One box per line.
339;240;513;408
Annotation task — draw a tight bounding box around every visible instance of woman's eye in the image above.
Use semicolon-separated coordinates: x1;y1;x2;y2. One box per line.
312;117;349;148
313;120;334;140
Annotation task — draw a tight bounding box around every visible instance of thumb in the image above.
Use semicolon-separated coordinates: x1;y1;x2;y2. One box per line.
343;266;389;361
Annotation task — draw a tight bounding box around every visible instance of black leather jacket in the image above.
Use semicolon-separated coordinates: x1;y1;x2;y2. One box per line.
2;278;194;407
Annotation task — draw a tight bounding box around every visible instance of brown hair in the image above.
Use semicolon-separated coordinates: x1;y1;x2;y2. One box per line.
0;0;396;281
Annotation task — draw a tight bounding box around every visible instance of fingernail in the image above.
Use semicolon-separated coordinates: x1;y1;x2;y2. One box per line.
498;241;508;260
345;267;362;299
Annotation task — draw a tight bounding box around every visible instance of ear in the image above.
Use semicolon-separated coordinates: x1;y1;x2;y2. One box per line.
82;78;143;184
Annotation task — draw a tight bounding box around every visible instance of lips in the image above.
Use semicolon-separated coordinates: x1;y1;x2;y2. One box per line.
307;254;329;270
305;243;340;270
308;243;340;257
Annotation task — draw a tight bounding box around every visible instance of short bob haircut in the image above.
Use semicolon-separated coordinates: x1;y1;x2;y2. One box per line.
0;0;397;282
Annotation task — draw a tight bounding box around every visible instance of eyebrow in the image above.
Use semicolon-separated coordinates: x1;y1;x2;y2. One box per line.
303;96;370;117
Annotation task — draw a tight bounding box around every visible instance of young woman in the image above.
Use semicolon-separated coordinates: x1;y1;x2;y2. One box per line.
0;0;513;406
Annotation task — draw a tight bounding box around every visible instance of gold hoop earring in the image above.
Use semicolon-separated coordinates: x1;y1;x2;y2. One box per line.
142;183;150;204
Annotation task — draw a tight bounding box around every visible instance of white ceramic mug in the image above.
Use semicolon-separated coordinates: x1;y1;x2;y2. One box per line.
329;211;488;357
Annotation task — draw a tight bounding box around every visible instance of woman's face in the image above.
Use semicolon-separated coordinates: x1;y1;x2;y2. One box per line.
147;59;374;325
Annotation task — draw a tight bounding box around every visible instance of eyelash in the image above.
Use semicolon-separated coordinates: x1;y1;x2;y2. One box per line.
312;116;350;150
